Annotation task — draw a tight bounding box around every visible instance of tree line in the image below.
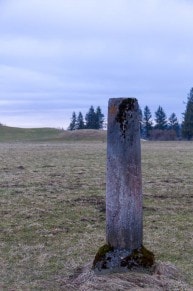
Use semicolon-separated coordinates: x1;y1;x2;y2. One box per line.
68;106;104;130
140;105;180;140
141;87;193;140
68;88;193;140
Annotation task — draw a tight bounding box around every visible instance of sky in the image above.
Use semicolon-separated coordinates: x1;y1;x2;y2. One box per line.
1;0;193;128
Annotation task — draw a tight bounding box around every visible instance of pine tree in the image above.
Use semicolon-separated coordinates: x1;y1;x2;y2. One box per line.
168;113;180;137
182;88;193;140
85;106;96;129
69;106;104;130
68;112;77;130
96;106;104;129
138;107;143;137
143;106;152;138
76;112;85;129
154;106;167;130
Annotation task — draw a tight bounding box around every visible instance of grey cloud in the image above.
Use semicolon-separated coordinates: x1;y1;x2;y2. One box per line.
0;0;193;127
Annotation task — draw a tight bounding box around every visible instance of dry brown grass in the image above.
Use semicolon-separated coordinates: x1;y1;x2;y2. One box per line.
0;140;193;290
59;129;107;142
142;141;193;285
64;261;190;290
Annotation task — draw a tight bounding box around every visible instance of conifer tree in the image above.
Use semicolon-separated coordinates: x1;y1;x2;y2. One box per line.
69;105;105;130
143;106;152;138
138;107;143;137
182;88;193;140
96;106;104;129
154;106;167;130
168;113;180;137
68;111;77;130
85;106;96;129
76;112;85;129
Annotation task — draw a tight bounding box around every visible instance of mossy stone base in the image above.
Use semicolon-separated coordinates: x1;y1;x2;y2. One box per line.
120;245;155;268
93;245;155;274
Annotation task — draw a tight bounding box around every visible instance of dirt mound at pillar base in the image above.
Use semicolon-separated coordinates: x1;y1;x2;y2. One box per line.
64;261;191;290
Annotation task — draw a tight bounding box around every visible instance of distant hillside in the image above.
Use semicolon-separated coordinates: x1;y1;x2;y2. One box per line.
0;126;107;142
59;129;107;142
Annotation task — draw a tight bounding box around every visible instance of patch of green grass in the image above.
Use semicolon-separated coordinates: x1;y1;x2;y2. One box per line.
0;125;63;142
0;126;107;142
142;141;193;285
0;141;193;289
0;142;106;289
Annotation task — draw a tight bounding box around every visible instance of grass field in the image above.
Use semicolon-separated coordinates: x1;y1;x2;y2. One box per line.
0;136;193;289
0;126;107;143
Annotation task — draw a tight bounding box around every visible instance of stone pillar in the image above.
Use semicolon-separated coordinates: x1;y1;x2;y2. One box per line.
93;98;154;272
106;98;142;250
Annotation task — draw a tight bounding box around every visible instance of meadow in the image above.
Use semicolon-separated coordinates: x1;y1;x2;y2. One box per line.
0;132;193;289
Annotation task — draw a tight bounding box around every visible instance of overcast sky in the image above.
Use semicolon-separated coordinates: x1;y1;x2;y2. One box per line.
1;0;193;128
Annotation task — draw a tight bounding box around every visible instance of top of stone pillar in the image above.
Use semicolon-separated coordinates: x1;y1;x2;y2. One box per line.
108;98;139;142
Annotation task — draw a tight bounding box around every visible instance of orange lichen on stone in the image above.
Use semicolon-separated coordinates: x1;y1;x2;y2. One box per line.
109;104;117;116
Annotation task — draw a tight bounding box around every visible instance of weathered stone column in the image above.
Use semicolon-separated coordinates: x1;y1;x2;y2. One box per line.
106;98;142;250
93;98;154;272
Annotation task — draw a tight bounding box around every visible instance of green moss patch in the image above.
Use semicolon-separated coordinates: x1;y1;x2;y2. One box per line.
93;244;114;269
93;245;154;273
121;245;155;269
